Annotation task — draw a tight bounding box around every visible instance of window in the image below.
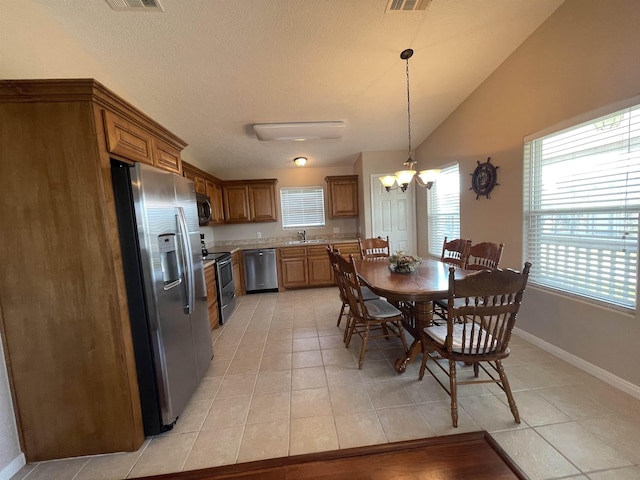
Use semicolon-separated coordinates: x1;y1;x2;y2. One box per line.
523;104;640;310
428;164;460;257
280;186;325;228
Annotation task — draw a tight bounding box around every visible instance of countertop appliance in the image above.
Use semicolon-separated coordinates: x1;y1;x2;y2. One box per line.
205;251;236;324
243;248;278;293
111;161;213;436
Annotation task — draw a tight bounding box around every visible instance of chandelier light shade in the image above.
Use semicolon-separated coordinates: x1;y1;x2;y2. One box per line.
293;157;307;166
380;49;440;192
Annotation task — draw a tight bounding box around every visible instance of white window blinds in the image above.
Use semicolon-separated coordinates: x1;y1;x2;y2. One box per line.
280;186;325;228
427;164;460;257
523;105;640;310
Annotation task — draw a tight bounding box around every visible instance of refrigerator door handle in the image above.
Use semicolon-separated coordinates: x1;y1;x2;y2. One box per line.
176;206;195;314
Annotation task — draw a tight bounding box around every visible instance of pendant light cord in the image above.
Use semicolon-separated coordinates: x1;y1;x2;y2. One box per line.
406;55;412;158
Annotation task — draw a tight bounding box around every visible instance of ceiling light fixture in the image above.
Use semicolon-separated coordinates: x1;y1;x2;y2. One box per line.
379;49;440;193
293;157;307;166
253;121;345;141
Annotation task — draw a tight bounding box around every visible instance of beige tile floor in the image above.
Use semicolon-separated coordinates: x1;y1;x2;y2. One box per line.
11;288;640;480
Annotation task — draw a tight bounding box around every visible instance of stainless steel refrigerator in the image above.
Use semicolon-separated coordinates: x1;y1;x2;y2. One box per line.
111;160;213;436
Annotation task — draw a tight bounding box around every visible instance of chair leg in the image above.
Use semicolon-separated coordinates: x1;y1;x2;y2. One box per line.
345;316;357;346
358;324;370;369
418;347;428;380
496;360;520;423
473;362;479;377
449;359;458;427
337;301;347;327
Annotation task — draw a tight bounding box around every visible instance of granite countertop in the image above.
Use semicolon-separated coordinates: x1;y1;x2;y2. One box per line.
207;238;359;255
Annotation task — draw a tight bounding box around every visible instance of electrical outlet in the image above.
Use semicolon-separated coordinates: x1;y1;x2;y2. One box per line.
256;232;262;238
333;227;339;233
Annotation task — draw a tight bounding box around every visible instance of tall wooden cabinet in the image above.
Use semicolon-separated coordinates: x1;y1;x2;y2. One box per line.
0;79;187;462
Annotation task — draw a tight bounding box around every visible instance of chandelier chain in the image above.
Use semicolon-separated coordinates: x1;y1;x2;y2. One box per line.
406;55;412;157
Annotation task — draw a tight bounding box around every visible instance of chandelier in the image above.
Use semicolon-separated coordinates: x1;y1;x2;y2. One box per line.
379;49;440;193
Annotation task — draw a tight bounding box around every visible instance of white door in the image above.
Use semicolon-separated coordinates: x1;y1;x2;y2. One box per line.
370;174;416;255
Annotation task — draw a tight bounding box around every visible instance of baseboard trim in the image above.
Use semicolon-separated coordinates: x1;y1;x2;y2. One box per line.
0;453;25;480
513;328;640;401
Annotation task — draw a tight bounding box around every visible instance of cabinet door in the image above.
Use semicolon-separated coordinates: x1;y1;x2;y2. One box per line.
249;183;277;222
308;256;333;285
183;167;206;194
103;110;154;166
280;257;309;288
206;181;224;224
223;185;251;223
152;138;182;174
326;175;358;218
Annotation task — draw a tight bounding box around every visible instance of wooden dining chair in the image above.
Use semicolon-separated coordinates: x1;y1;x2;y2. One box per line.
434;241;504;319
327;247;379;339
440;237;471;268
358;236;390;259
465;242;504;271
336;254;408;368
419;262;532;427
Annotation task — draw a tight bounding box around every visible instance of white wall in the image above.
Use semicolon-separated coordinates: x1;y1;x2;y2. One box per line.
414;0;640;390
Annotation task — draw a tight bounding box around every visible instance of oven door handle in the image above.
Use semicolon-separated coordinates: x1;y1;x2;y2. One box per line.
217;258;232;269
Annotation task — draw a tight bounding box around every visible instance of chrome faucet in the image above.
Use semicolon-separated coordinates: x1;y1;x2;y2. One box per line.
298;230;307;241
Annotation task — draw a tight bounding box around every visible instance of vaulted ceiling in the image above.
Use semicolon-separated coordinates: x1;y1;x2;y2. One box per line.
4;0;564;176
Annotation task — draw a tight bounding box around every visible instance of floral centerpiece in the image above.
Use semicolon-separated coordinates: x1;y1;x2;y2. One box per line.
388;251;422;273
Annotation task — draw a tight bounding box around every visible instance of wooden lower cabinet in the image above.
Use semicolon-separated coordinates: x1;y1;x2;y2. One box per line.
279;245;333;289
308;245;333;285
331;241;361;258
204;263;219;330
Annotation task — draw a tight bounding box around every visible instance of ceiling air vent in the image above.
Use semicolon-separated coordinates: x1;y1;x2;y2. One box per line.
385;0;432;12
105;0;164;12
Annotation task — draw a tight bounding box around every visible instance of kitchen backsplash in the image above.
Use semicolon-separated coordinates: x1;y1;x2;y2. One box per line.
210;232;359;248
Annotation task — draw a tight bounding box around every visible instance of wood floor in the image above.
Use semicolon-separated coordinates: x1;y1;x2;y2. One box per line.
140;431;527;480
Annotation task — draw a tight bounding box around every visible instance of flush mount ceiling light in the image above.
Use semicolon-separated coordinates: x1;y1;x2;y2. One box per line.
293;157;307;166
253;121;345;141
379;49;440;192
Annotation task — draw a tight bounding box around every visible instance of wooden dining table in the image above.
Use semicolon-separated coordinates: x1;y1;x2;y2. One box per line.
354;257;469;374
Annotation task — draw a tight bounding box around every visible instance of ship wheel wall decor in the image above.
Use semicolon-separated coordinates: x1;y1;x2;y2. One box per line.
470;157;499;199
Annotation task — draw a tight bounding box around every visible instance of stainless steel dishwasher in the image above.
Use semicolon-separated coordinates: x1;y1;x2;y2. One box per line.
243;248;278;293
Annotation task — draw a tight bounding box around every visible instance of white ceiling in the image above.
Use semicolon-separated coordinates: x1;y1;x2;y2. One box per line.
6;0;564;176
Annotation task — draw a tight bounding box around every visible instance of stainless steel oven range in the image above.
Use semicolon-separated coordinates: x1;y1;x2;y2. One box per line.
207;252;236;324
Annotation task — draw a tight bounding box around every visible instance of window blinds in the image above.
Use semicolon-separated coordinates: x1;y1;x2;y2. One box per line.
428;164;461;257
280;186;325;228
523;105;640;309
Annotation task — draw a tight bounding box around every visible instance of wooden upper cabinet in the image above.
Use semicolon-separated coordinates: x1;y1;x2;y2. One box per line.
206;180;224;224
249;182;277;222
223;180;277;223
103;110;183;174
103;110;154;166
182;163;206;194
223;184;251;223
153;138;182;174
326;175;358;218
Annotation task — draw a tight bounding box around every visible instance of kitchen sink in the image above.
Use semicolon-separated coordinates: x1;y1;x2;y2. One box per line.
285;239;327;245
